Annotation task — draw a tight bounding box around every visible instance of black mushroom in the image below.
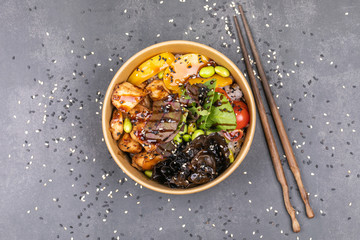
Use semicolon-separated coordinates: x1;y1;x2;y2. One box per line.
152;133;231;188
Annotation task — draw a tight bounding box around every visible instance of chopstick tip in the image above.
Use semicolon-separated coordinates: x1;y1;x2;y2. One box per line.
292;217;301;233
238;4;244;13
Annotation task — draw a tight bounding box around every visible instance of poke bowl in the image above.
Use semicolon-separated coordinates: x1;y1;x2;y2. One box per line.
102;40;256;194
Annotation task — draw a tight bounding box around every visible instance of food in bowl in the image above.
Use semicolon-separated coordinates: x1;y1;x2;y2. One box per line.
109;52;250;188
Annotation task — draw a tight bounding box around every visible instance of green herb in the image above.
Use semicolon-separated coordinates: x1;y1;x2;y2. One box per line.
195;79;236;131
203;92;236;131
180;84;210;120
181;79;236;133
177;109;189;131
197;79;217;129
188;105;209;117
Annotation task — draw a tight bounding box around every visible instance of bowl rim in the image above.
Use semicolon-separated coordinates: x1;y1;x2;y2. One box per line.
102;40;256;195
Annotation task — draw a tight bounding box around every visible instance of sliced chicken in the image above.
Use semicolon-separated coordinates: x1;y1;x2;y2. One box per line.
132;151;164;171
112;82;148;112
109;109;123;140
145;80;169;101
118;133;142;153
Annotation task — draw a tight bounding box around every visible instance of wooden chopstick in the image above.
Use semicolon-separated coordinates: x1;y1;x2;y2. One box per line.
237;4;314;219
233;15;301;233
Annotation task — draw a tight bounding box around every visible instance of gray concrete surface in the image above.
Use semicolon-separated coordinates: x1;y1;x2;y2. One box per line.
0;0;359;239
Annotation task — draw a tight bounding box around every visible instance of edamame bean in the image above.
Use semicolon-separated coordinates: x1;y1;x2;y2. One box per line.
144;170;153;178
124;118;132;133
199;66;215;78
205;130;217;135
229;149;234;163
187;123;197;134
191;129;205;140
183;134;192;142
174;133;183;144
214;66;230;77
158;70;164;79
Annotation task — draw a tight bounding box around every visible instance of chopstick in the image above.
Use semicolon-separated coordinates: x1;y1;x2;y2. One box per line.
237;5;314;220
233;15;301;233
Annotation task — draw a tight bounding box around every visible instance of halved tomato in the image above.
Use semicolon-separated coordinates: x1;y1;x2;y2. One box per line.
224;129;244;142
232;100;249;129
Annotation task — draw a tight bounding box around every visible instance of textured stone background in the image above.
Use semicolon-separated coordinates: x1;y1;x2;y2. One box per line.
1;0;359;239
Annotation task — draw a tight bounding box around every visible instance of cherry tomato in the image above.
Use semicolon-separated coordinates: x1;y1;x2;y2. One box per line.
238;101;248;111
215;88;232;102
224;129;244;142
232;100;250;129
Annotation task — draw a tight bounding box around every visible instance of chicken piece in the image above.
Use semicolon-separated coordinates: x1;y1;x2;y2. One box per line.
137;81;148;89
112;82;148;112
132;151;164;171
118;133;142;153
145;80;169;101
128;104;151;120
130;120;157;152
109;109;123;140
139;95;152;109
140;141;157;152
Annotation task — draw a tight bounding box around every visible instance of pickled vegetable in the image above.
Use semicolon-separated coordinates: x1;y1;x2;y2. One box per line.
188;74;233;88
128;52;175;86
163;54;209;93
